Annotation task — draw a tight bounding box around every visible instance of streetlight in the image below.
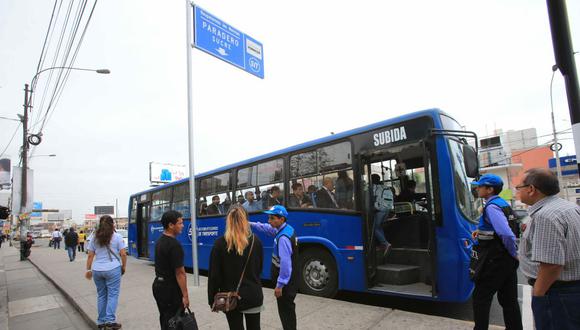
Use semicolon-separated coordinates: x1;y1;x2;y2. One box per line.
18;66;109;260
29;154;56;158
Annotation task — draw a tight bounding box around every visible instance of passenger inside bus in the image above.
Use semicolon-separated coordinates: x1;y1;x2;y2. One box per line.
316;177;339;209
288;183;313;208
242;191;262;213
206;195;224;215
396;180;426;203
264;186;283;208
336;170;354;209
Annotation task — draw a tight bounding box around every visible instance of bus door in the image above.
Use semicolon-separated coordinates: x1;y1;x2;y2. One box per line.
136;202;150;258
360;142;436;298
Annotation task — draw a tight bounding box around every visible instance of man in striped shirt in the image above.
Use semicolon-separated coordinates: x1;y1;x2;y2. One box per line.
517;168;580;330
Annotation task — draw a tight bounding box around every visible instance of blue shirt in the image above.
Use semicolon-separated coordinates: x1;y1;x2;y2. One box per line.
250;222;293;288
243;200;262;213
481;196;518;258
87;232;126;271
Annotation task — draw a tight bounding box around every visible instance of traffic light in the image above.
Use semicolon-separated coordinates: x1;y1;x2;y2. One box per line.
0;206;10;220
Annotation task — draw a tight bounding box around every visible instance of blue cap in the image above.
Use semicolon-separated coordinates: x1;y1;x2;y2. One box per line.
263;205;288;218
471;174;504;187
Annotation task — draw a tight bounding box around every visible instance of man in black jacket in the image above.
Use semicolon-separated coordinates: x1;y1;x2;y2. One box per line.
316;177;339;209
64;227;78;262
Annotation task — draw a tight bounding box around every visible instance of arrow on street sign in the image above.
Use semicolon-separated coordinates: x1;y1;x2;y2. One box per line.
192;5;264;79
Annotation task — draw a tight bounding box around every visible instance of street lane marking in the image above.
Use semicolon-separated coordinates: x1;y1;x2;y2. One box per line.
8;294;60;317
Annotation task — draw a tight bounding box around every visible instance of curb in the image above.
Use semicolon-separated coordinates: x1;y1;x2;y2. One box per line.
27;253;98;330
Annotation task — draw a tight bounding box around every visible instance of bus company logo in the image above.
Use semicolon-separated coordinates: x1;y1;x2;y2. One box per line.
248;57;260;72
150;225;163;234
373;126;407;147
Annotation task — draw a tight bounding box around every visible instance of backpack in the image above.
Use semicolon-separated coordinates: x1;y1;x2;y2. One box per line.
484;197;519;238
373;185;393;212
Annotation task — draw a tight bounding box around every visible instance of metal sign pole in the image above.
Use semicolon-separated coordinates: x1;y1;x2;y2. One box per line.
186;0;199;286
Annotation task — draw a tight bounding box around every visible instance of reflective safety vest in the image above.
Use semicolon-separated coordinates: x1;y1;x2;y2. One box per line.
476;196;513;259
271;223;299;295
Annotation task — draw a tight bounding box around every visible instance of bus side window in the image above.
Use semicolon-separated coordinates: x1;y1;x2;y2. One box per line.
290;141;355;210
198;172;231;216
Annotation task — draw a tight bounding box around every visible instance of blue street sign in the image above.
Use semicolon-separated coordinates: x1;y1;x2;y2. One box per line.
193;5;264;79
31;201;42;217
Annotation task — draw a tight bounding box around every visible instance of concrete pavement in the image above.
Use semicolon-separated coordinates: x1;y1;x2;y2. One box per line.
21;241;505;330
0;243;91;330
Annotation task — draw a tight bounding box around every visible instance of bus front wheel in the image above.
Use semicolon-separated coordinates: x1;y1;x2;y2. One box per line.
298;248;338;298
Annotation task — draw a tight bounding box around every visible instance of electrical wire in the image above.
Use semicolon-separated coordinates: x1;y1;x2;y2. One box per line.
37;0;86;130
40;0;97;133
31;0;72;130
0;122;22;159
31;0;63;127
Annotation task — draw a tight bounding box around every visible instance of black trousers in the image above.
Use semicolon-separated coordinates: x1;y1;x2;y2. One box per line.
225;311;261;330
472;255;522;330
152;278;183;330
276;290;296;330
78;242;85;252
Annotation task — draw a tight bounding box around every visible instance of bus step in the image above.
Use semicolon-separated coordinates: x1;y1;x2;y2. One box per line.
376;264;420;285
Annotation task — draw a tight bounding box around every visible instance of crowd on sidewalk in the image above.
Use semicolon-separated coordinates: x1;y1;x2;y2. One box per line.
8;168;579;330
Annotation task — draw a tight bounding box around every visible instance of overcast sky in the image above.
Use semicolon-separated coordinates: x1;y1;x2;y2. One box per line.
1;0;579;221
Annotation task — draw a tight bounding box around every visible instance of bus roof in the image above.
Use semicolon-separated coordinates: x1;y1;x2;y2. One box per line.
131;108;448;197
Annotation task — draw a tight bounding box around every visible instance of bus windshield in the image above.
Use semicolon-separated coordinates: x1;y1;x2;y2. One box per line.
440;114;480;223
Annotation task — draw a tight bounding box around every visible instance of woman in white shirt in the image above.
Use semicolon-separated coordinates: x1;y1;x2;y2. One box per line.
85;215;127;330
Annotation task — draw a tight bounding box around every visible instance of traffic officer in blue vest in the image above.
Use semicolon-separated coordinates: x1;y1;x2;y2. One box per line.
250;205;298;330
470;174;522;330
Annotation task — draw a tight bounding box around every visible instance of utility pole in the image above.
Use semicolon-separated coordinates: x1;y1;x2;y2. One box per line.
551;107;569;200
546;0;580;176
19;84;30;261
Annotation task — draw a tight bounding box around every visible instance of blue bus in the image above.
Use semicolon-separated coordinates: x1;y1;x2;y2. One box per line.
128;109;480;302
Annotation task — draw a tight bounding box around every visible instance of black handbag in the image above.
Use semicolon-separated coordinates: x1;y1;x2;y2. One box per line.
168;307;198;330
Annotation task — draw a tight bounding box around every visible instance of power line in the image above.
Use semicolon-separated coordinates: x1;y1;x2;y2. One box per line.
31;0;63;127
35;0;59;75
31;0;73;130
40;0;97;133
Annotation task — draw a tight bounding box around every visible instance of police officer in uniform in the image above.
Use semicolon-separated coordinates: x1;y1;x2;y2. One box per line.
250;205;298;330
152;210;190;330
471;174;522;330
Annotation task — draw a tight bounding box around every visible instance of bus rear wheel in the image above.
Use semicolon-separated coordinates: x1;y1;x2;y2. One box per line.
299;248;338;298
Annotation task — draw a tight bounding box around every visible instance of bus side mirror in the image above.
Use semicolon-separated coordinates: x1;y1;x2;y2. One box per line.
463;145;479;178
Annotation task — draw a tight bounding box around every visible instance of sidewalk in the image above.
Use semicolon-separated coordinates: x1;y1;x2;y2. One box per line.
24;242;500;330
0;243;91;330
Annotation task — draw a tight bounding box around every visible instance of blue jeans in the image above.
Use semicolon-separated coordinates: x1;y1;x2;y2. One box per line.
93;266;122;325
67;246;76;261
532;282;580;330
374;211;389;245
53;239;60;249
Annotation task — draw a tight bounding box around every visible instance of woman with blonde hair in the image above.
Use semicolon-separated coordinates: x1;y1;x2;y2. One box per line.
208;205;264;330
